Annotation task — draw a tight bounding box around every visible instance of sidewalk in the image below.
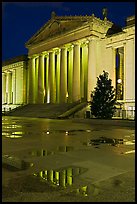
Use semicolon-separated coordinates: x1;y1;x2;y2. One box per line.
71;118;135;128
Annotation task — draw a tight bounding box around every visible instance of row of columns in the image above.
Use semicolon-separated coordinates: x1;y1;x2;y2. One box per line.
28;38;97;104
2;71;13;104
38;167;82;187
2;66;26;105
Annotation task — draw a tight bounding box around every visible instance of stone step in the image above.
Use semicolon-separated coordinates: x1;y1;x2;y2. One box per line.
4;101;85;118
2;155;28;170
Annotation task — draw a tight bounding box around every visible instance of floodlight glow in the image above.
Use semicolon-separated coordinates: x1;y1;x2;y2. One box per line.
117;78;122;84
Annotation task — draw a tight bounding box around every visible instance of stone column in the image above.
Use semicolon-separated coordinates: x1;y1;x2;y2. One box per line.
47;170;54;183
59;170;66;187
66;168;73;186
49;51;56;103
87;38;96;101
28;56;35;104
119;52;124;80
12;69;16;104
125;39;134;102
45;54;49;103
81;42;88;101
7;71;12;104
56;49;61;103
111;47;115;88
2;73;6;104
35;57;39;103
60;47;67;103
72;42;81;102
67;45;73;103
37;54;45;103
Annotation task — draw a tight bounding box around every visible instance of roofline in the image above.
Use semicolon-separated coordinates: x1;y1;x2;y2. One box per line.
2;54;28;67
25;14;113;47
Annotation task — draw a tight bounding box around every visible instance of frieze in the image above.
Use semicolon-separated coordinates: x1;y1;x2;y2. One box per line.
2;62;24;72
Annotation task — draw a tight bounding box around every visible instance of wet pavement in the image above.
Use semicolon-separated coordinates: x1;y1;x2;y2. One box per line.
2;116;135;202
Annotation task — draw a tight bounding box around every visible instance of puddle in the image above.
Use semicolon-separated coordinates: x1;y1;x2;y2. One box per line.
2;128;92;139
29;146;74;157
85;136;135;147
2;166;90;199
34;166;89;196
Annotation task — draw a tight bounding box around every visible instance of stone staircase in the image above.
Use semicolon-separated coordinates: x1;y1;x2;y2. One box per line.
3;102;87;119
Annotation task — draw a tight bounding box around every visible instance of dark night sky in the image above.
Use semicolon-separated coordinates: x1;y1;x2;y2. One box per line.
2;2;135;62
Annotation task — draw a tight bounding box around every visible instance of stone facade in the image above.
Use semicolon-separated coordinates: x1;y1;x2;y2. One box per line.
2;13;135;112
2;55;28;105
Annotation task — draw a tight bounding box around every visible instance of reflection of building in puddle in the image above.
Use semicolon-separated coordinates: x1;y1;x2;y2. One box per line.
30;149;54;157
34;166;88;196
57;146;74;152
87;137;135;146
29;146;74;157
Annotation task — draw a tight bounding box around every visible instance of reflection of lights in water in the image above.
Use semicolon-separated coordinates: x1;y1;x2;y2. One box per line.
3;124;22;128
124;141;135;145
12;131;24;135
2;132;10;136
30;163;34;167
6;135;22;138
65;131;68;135
2;118;8;120
124;135;130;138
124;150;135;154
86;130;91;133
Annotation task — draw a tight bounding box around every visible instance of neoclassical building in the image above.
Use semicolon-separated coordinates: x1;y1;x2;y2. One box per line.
2;12;135;113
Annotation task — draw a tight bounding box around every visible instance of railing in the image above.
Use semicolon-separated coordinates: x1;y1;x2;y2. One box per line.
2;104;25;114
113;109;135;120
85;108;135;120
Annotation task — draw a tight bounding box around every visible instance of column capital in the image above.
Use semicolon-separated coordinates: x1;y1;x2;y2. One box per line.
41;51;49;56
53;48;61;54
86;37;97;42
48;49;56;54
60;45;67;50
81;40;89;47
64;43;74;51
67;45;73;52
28;55;37;60
7;70;12;74
39;53;45;58
72;41;81;46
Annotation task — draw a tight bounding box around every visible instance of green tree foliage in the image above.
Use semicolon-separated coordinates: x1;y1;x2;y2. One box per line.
90;71;116;119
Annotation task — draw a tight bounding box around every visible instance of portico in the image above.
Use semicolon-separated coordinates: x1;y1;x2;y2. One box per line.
27;37;98;104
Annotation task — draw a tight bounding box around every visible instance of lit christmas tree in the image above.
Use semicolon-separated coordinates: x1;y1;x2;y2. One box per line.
90;71;116;119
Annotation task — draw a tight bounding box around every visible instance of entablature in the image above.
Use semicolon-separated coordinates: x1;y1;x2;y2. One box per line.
2;61;25;73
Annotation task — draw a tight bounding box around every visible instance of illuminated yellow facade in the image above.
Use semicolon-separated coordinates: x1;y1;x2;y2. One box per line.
2;55;28;105
2;13;135;112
